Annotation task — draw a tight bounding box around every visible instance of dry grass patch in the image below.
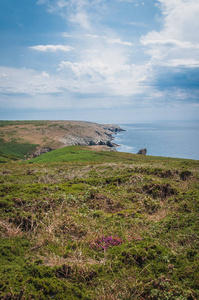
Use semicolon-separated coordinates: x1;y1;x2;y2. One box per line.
147;207;169;222
0;219;23;237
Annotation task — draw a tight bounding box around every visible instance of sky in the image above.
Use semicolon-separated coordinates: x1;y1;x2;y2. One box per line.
0;0;199;123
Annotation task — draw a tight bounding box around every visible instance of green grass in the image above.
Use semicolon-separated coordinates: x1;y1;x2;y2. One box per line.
0;138;38;159
0;120;48;127
0;153;19;163
28;145;135;163
0;148;199;299
28;145;199;167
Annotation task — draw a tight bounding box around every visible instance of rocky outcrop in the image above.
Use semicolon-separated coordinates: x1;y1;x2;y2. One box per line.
33;147;53;157
58;135;118;148
137;148;147;155
27;122;124;158
87;145;117;152
58;124;123;148
99;124;124;133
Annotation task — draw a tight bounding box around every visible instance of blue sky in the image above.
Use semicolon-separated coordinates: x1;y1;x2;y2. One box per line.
0;0;199;123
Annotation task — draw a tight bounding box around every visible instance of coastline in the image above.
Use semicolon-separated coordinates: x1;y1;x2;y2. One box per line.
0;120;124;158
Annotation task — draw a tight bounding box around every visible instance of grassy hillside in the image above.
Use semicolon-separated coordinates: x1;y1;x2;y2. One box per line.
0;147;199;299
0;138;38;162
28;145;199;166
28;145;121;163
0;120;122;163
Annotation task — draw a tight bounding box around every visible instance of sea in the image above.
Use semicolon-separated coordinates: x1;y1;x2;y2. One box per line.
114;121;199;161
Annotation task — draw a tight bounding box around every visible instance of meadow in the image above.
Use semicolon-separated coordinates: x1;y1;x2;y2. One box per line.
0;146;199;299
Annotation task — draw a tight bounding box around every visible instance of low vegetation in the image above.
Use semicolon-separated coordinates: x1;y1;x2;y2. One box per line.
0;138;38;162
0;145;199;299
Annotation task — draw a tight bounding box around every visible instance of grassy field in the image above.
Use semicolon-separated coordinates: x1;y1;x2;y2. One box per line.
0;138;38;162
0;146;199;299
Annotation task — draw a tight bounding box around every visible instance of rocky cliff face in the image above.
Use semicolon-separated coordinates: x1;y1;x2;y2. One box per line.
33;147;53;158
25;121;124;157
0;120;124;159
57;123;123;148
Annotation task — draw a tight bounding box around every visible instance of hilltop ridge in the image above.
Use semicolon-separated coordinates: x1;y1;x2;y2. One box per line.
0;120;123;160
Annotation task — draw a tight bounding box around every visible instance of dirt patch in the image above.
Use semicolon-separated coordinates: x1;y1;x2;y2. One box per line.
179;170;192;181
86;193;123;213
147;208;168;222
59;221;87;238
142;183;177;199
160;170;179;178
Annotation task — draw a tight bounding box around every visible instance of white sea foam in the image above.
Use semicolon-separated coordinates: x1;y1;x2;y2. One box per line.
117;145;135;153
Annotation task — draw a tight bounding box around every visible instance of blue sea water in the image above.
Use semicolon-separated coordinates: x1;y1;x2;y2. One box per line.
114;121;199;160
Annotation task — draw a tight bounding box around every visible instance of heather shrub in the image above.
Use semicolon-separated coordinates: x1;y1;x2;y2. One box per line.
89;235;125;251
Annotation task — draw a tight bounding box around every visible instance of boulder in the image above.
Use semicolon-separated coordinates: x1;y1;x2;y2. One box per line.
137;148;147;155
33;147;53;157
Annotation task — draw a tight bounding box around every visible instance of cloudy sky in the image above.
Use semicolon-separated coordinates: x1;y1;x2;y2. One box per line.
0;0;199;123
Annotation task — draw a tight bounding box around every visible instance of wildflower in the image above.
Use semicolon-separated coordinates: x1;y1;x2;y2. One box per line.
89;235;125;251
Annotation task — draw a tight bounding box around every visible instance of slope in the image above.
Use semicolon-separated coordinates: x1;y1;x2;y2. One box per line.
0;149;199;299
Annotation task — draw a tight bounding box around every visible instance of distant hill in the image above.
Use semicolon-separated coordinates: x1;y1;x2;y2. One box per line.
0;120;123;162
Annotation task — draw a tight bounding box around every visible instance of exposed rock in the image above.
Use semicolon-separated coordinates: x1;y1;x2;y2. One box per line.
58;123;123;148
30;123;123;157
99;124;125;133
87;145;117;152
3;121;124;158
1;121;124;153
137;148;147;155
33;147;53;158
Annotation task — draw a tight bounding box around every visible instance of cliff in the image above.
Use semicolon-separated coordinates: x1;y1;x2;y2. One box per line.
57;123;123;148
0;120;124;159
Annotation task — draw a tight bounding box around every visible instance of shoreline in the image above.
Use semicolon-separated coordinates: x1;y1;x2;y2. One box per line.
0;120;125;159
113;122;199;160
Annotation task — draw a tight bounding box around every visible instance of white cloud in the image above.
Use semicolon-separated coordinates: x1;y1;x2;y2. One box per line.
41;71;50;77
161;59;199;68
62;32;72;37
37;0;105;30
141;38;199;50
141;0;199;67
0;51;150;108
1;0;146;104
69;12;91;29
85;34;101;38
106;38;133;46
58;60;112;77
0;66;141;111
29;44;74;52
85;34;133;46
0;67;58;95
56;0;67;9
58;59;150;96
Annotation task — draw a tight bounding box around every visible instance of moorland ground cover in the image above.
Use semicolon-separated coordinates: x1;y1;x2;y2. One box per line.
0;145;199;299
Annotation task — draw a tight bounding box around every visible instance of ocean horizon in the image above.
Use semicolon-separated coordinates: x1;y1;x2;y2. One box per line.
114;121;199;161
